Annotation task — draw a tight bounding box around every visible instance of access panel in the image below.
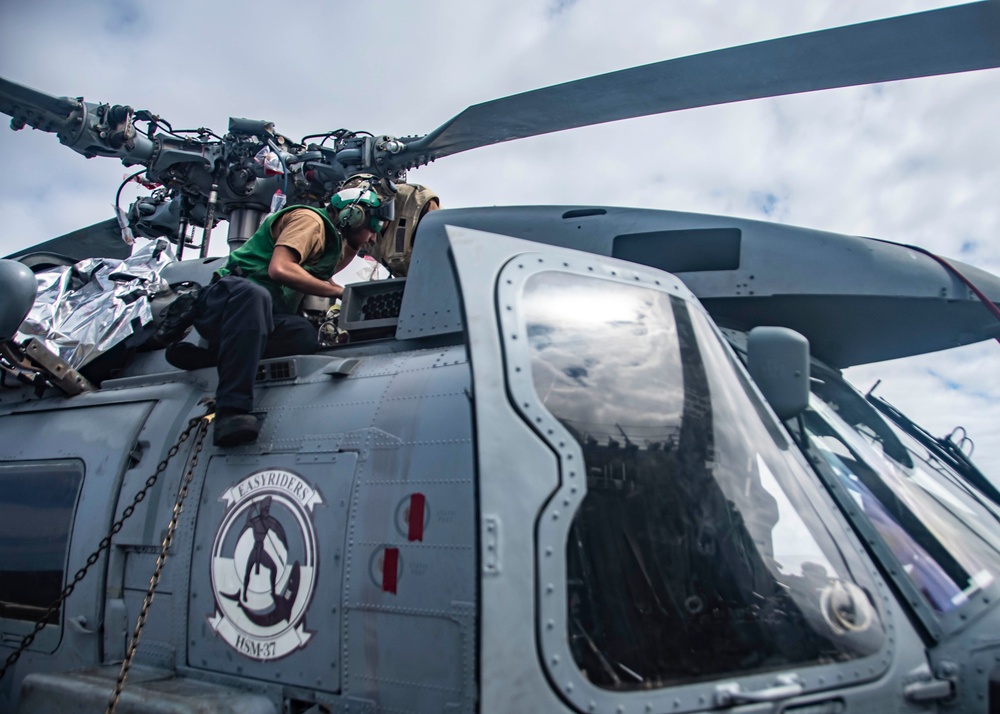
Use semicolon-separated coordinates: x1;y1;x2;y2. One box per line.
187;452;356;691
0;402;152;664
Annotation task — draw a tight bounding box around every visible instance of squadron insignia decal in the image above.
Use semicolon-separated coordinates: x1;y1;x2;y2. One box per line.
208;469;323;660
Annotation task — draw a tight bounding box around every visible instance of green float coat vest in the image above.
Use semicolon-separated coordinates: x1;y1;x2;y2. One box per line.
216;205;343;314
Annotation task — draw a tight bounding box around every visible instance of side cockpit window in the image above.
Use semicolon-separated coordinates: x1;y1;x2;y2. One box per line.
517;271;886;693
0;461;83;624
801;394;1000;617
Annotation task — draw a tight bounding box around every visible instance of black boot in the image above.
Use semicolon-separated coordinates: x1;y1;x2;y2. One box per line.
214;409;260;447
166;342;216;370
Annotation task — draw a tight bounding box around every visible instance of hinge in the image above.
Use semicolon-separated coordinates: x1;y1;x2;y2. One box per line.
483;516;501;575
903;663;956;703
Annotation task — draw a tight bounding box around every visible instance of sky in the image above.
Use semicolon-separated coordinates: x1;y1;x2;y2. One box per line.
0;0;998;477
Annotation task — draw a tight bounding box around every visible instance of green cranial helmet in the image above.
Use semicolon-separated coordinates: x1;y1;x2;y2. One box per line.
328;177;396;234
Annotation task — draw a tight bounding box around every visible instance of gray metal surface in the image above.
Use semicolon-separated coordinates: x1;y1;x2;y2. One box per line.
0;339;477;712
0;76;77;126
395;220;464;341
443;226;568;714
1;219;997;711
339;278;406;334
17;666;276;714
187;453;357;688
0;260;36;340
747;326;810;420
3;219;130;263
0;400;154;705
410;205;1000;367
445;225;939;713
158;256;227;288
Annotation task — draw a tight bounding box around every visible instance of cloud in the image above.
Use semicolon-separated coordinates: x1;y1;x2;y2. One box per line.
546;0;579;18
845;340;1000;482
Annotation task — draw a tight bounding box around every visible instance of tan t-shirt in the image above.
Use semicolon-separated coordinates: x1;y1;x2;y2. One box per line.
271;210;327;264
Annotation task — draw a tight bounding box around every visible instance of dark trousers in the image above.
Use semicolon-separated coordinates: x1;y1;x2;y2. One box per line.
193;276;318;412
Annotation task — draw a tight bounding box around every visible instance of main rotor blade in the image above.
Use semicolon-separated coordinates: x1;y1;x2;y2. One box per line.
5;219;129;264
0;77;78;132
403;1;1000;164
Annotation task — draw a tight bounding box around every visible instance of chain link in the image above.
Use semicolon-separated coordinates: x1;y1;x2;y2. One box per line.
0;413;210;682
106;414;211;713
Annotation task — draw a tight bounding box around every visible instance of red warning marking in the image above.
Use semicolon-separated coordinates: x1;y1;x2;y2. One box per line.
382;547;399;594
408;493;426;542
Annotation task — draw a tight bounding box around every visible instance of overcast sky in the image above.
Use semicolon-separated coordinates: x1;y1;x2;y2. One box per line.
1;0;998;476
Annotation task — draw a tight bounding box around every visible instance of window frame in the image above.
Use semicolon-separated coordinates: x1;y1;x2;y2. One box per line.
0;458;85;653
496;258;896;712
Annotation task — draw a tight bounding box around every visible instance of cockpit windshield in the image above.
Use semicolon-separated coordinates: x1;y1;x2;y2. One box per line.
801;372;1000;615
519;272;886;690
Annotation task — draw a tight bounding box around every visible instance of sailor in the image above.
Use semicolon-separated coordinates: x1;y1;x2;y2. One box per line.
167;176;394;446
371;182;440;277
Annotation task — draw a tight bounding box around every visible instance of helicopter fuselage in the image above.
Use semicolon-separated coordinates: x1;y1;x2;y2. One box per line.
2;210;999;713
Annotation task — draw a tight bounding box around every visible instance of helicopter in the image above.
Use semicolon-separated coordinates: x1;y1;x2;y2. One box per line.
2;1;1000;713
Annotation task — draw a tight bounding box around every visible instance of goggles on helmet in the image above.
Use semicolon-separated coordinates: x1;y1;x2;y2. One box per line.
369;198;395;223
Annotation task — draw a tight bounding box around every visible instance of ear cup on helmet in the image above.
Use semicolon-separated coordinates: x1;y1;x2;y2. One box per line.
337;203;366;229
